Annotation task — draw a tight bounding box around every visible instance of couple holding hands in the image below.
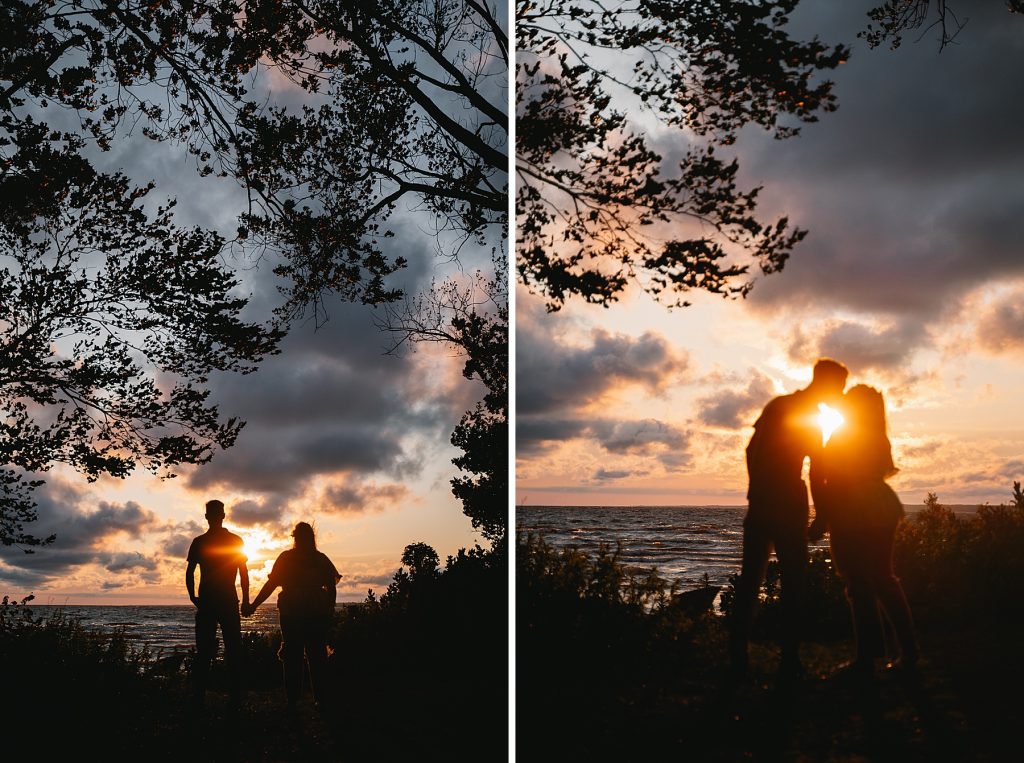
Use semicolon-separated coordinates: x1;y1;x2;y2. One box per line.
731;358;919;682
185;501;341;710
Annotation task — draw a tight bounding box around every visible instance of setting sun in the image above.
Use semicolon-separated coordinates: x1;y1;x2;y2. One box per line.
817;403;844;446
240;528;278;566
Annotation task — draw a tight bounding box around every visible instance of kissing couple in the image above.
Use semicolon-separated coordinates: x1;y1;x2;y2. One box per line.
730;358;919;682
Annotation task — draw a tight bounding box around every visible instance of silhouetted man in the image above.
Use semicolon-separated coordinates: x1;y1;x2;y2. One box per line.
186;499;249;709
730;358;848;680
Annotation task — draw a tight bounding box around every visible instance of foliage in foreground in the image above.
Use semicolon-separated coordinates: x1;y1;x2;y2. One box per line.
517;486;1024;760
1;539;507;757
520;483;1024;655
893;485;1024;620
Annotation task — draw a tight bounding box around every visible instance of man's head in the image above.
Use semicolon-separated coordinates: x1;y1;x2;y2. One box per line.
808;358;848;403
205;499;225;527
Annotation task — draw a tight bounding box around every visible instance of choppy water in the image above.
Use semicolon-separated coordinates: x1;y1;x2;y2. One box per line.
517;505;835;591
17;604;284;656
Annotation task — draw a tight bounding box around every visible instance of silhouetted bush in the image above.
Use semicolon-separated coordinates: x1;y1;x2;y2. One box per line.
521;484;1024;661
719;548;850;641
518;533;728;701
0;594;187;753
1;539;508;759
895;488;1024;621
518;533;679;610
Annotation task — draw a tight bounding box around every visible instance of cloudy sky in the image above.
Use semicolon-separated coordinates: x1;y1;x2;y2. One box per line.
516;2;1024;508
0;32;501;604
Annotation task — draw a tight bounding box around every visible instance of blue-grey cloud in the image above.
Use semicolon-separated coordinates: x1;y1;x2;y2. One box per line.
726;3;1024;327
323;480;409;515
593;468;645;482
189;249;471;497
102;552;160;573
517;320;689;416
786;319;929;374
518;414;692;471
698;372;776;429
0;481;163;586
229;499;287;527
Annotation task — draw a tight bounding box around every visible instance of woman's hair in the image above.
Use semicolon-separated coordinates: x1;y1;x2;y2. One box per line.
845;384;898;478
292;521;316;551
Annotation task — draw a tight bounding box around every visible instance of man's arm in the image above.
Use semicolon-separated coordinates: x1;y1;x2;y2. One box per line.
239;559;250;610
186;560;199;607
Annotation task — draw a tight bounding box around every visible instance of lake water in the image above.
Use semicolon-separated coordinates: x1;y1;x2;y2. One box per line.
518;505;758;592
16;604;285;656
514;505;942;591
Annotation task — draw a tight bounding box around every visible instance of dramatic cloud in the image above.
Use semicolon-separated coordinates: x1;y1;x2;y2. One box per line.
188;259;469;500
739;3;1024;324
516;418;589;454
518;415;692;474
161;522;204;559
698;372;776;429
594;468;646;482
102;553;160;574
784;319;929;375
230;499;288;527
975;290;1024;354
516;290;695;481
588;419;689;455
517;321;689;416
323;480;410;514
0;481;163;584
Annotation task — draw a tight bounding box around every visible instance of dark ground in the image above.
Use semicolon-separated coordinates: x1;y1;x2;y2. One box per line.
518;616;1024;762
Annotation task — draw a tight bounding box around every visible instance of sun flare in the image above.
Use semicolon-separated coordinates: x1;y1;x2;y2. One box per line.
240;528;277;565
817;403;844;446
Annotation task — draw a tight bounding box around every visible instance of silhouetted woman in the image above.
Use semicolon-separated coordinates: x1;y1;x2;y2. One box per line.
815;384;919;676
246;522;341;708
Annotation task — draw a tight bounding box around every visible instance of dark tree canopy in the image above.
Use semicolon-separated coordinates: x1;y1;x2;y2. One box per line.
0;163;282;547
230;0;510;321
2;0;507;312
516;0;849;309
2;0;507;545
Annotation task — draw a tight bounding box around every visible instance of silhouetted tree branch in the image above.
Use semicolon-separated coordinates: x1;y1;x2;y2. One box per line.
860;0;1024;50
0;166;282;546
516;0;849;310
238;0;509;324
1;1;507;544
376;251;508;543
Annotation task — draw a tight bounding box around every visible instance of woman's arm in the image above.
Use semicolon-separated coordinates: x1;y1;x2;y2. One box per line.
245;578;279;616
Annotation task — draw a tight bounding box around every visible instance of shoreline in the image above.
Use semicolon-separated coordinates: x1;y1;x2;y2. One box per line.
517;503;986;514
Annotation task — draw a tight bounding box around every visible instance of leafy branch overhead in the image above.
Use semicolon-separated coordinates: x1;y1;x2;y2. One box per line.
3;1;507;316
859;0;1024;49
516;0;849;309
2;1;507;545
0;161;283;546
